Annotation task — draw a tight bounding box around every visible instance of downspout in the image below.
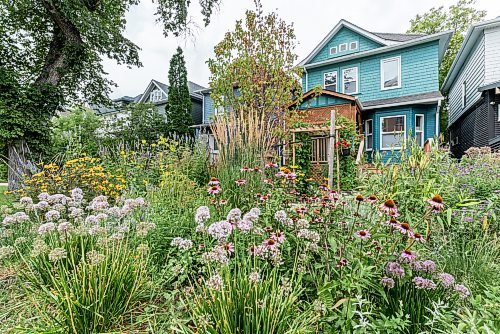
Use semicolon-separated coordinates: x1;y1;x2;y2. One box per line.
436;99;441;143
304;67;308;91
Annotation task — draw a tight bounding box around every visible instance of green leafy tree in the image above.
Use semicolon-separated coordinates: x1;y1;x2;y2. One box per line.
166;47;193;137
207;0;303;164
407;0;486;140
123;102;168;143
51;107;104;157
0;0;221;188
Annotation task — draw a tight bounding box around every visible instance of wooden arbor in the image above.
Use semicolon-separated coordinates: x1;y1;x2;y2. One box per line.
290;110;344;192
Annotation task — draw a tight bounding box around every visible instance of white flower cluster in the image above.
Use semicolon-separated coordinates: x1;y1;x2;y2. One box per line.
171;237;194;251
207;220;233;240
1;212;30;226
201;245;230;265
297;229;320;243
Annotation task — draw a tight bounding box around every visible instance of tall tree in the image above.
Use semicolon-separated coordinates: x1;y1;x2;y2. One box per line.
0;0;221;188
407;0;486;140
166;47;193;137
207;0;303;164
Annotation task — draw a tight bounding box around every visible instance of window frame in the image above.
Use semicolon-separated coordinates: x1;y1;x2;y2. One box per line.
323;71;338;92
339;43;348;52
349;41;358;50
380;115;406;151
342;67;359;95
329;46;338;55
365;119;373;151
380;56;402;90
415;114;425;147
150;89;162;102
209;134;219;153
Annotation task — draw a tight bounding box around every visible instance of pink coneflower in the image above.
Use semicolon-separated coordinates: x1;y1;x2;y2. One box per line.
379;199;399;216
264;226;273;232
366;194;378;203
401;249;416;262
208;177;220;186
275;171;284;177
241;166;250;172
271;230;285;243
295;207;307;214
285;172;297;180
262;238;278;249
235;179;247;186
222;242;235;253
336;258;349;267
265;162;279;168
413;233;425;243
207;186;222;195
253;166;261;172
219;199;228;205
260;195;270;202
355;230;371;239
427;194;445;213
355;194;365;202
397;222;413;236
263;178;273;184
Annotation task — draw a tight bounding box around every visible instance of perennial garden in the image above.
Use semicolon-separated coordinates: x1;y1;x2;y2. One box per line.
0;138;499;334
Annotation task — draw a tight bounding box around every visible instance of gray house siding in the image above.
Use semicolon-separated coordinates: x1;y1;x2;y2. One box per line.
448;34;485;126
484;27;500;85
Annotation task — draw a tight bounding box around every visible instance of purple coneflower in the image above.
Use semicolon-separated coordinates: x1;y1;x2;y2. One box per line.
295;207;307;214
355;230;371;239
207;186;222;195
413;233;425;243
265;162;279;168
208;177;220;186
222;242;235;254
379;199;399;216
263;178;273;184
397;222;413;235
241;166;250;172
401;249;416;262
235;179;247;186
366;194;378;203
262;238;278;249
355;194;364;202
271;230;285;244
336;258;349;267
427;194;444;213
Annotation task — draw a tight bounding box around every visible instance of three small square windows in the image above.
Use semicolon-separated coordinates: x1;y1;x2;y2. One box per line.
329;40;358;55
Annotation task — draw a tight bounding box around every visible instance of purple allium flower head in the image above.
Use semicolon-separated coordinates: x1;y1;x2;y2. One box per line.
385;262;405;278
436;272;455;288
381;277;395;289
413;276;437;290
454;284;470;298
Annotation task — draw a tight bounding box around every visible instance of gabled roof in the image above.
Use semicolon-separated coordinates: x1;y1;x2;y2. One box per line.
138;79;169;103
442;16;500;92
138;79;206;103
301;29;453;69
286;88;363;110
299;20;392;66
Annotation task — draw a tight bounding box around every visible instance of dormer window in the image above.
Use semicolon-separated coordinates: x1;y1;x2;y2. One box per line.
349;41;358;50
339;43;348;52
329;46;338;55
150;89;163;102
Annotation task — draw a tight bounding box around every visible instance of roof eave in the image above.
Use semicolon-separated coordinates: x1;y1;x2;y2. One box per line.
361;96;444;111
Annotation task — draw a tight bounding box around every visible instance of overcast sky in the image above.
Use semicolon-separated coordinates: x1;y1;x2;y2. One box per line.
103;0;500;98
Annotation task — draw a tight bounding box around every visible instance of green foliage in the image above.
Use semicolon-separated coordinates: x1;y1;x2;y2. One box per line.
166;47;193;136
113;102;168;143
51;107;103;157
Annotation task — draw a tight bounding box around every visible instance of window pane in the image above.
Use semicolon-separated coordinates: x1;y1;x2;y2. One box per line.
381;133;404;148
366;120;372;134
416;132;423;146
366;135;373;150
339;44;347;52
382;117;404;132
383;58;400;88
350;41;358;50
344;81;357;94
415;116;423;131
324;72;337;91
343;67;358;94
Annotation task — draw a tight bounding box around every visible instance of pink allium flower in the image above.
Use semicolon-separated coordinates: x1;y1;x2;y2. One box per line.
385;262;405;278
413;276;437;290
355;230;371;240
436;272;455;288
235;179;247;186
208;177;220;186
454;284;470;298
207;186;222;195
381;277;395;289
206;274;223;291
401;249;416;262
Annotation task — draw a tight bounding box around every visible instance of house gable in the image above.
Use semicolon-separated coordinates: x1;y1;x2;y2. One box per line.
138;80;168;103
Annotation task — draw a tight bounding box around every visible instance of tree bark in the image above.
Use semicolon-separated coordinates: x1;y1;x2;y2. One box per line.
7;139;30;190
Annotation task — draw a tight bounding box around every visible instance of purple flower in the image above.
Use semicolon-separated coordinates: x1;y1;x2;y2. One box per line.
413;276;437;290
385;262;405;278
436;272;455;288
454;284;470;298
381;277;395;289
401;249;416;262
355;230;371;240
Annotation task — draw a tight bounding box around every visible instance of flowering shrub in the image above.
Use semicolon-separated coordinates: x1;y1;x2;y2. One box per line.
14;157;126;201
1;189;151;333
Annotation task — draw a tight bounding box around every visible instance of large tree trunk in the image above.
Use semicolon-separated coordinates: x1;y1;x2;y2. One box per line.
7;139;32;190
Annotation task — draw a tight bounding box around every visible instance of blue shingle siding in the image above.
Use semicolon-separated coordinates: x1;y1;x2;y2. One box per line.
203;94;215;123
448;35;485;126
310;27;383;63
303;41;440;102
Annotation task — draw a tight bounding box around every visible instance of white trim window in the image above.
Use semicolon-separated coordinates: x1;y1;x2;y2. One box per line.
150;89;163;102
324;71;338;92
381;56;401;90
209;134;219;153
462;81;467;108
339;43;348;52
380;115;406;150
415;114;424;147
365;119;373;151
329;46;338;55
342;67;358;95
350;41;358;50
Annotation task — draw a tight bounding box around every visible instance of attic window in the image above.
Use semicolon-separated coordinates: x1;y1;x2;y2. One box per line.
349;41;358;50
339;43;348;52
329;46;337;55
150;89;162;102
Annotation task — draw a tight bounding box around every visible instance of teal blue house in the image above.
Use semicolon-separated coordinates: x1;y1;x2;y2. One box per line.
298;20;453;161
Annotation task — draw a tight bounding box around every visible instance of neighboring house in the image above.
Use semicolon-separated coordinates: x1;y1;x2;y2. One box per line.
442;17;500;158
93;79;206;134
297;19;453;163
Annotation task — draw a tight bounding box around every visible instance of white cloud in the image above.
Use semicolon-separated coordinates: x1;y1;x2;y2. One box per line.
103;0;500;98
